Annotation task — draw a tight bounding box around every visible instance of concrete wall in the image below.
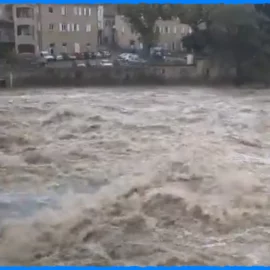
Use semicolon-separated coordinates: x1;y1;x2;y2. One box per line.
0;56;240;89
3;62;208;88
196;58;236;81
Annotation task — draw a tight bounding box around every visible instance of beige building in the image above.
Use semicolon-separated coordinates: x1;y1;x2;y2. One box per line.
12;4;99;54
115;15;192;51
102;4;117;46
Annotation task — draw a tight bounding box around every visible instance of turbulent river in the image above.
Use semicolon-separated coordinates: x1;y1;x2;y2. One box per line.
0;86;270;265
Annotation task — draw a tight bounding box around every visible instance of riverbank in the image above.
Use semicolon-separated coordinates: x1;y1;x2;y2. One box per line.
0;59;239;89
1;59;267;89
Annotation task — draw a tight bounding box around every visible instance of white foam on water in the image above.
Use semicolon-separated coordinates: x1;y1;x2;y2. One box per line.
0;86;270;265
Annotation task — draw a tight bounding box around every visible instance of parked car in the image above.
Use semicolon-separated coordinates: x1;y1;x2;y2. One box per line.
129;57;147;65
40;51;55;62
17;53;47;66
69;54;77;60
118;53;130;61
56;53;76;61
95;51;103;58
75;60;86;67
100;59;113;67
74;52;86;60
100;50;111;58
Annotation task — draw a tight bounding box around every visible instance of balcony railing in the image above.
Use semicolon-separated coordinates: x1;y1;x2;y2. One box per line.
17;25;34;36
16;7;34;19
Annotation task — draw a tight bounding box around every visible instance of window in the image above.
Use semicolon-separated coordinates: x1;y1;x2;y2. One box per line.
83;8;87;16
67;23;70;32
48;6;53;13
74;6;77;15
49;23;54;30
88;8;91;16
78;7;82;16
61;6;66;15
173;26;177;34
59;23;67;32
71;23;75;31
75;24;80;32
121;26;124;34
86;24;91;32
165;26;169;33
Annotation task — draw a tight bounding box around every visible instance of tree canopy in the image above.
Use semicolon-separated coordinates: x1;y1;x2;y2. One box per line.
118;4;270;83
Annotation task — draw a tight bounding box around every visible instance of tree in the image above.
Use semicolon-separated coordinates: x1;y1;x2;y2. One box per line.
180;5;270;83
119;4;270;84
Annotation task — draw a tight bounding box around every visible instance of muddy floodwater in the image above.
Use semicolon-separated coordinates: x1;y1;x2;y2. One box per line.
0;86;270;265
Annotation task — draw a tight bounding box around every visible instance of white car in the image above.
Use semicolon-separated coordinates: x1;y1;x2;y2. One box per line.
77;62;86;67
40;51;55;61
100;59;113;67
118;53;131;60
56;54;63;60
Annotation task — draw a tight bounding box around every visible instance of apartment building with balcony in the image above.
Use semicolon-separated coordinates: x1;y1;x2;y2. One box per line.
115;15;192;51
12;5;38;53
11;4;99;54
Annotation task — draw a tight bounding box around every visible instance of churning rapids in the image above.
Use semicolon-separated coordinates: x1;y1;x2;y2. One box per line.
0;86;270;265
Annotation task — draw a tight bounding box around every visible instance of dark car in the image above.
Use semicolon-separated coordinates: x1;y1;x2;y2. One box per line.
85;52;97;59
74;52;85;60
16;53;47;67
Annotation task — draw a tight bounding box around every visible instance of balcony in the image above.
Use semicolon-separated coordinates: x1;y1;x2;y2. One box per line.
16;24;35;44
15;7;35;25
16;7;34;19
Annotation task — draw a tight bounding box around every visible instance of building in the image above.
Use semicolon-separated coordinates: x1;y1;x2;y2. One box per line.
102;4;117;47
12;5;38;54
38;5;99;54
0;4;15;56
156;19;192;51
11;4;99;54
114;15;192;51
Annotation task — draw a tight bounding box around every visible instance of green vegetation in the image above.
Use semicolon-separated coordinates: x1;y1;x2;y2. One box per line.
118;4;270;84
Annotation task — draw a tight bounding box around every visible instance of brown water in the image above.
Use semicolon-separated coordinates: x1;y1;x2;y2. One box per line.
0;86;270;265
